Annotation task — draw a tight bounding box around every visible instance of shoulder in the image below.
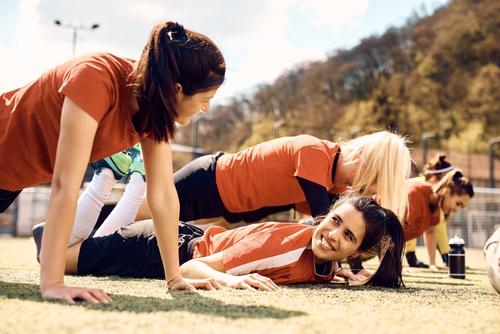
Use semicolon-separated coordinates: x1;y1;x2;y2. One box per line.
63;52;134;79
407;180;433;195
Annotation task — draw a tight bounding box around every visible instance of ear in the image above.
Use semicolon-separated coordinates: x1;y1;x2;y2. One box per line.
175;83;183;93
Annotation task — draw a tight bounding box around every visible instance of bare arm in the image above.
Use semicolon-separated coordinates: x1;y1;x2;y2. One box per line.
180;252;278;291
140;138;183;285
39;97;111;304
424;226;438;267
140;138;217;291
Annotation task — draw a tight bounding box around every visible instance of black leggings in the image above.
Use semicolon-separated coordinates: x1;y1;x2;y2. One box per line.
78;220;204;279
95;153;294;224
0;188;21;213
174;153;294;223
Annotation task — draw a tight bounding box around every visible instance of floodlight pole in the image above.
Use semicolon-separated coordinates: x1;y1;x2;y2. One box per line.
54;20;100;56
488;137;500;188
421;132;438;165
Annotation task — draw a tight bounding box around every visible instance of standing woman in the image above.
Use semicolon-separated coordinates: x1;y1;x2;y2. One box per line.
0;21;225;303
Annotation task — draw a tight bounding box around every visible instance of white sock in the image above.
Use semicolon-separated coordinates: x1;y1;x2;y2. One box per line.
69;168;116;246
93;172;146;237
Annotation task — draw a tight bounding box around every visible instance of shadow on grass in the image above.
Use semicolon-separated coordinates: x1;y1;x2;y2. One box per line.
407;280;474;286
0;281;305;319
284;283;437;293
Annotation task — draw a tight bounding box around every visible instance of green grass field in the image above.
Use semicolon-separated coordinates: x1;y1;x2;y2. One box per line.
0;237;498;334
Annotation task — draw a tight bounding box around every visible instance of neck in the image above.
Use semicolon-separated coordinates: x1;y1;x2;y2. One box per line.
129;90;139;115
334;151;356;187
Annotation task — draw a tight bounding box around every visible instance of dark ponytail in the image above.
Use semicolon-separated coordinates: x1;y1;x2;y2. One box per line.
345;196;404;288
434;169;474;198
132;21;226;142
367;209;405;288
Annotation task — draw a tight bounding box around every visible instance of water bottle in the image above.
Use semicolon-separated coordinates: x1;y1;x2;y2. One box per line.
449;234;465;279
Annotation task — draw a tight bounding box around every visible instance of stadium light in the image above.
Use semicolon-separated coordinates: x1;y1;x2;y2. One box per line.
54;19;100;56
488;137;500;188
421;132;438;165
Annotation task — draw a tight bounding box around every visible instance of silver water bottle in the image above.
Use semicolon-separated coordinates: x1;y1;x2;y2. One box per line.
449;234;465;279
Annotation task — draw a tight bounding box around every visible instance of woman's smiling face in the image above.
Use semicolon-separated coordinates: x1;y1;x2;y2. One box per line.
311;203;366;262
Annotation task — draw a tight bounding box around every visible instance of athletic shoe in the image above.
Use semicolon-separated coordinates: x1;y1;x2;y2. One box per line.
32;222;45;263
91;150;133;180
127;143;142;160
405;251;430;268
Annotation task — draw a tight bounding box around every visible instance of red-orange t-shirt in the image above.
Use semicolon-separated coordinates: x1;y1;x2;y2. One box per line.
0;53;140;190
193;222;335;284
215;135;339;212
404;181;440;240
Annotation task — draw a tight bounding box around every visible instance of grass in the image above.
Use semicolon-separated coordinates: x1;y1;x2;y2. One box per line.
0;237;499;334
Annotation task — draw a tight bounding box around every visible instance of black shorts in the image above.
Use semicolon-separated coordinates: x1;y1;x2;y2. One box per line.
0;188;21;213
77;220;204;279
175;152;294;223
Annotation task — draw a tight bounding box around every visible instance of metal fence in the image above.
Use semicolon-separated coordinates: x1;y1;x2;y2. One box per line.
1;186;498;250
448;187;500;248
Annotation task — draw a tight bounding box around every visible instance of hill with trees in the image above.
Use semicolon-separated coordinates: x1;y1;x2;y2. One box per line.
176;0;499;156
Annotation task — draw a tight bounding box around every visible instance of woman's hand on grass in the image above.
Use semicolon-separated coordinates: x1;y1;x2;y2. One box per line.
429;264;447;272
223;273;279;291
336;268;372;283
41;283;112;304
168;277;223;291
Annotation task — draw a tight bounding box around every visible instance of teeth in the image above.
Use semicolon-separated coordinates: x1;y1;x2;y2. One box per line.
321;235;333;251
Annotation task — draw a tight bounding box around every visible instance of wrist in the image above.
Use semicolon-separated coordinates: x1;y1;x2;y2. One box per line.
167;275;182;287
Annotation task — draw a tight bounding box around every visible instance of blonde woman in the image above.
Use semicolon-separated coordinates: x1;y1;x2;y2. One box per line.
100;131;411;231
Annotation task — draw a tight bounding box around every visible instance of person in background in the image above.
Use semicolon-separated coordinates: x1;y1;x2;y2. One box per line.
406;154;454;268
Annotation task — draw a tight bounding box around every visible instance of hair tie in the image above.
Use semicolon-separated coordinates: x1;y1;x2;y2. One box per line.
166;23;189;43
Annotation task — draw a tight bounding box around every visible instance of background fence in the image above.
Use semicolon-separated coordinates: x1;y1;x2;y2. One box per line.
1;184;499;248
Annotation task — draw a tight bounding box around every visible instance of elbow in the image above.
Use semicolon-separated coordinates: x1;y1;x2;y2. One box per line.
49;178;79;203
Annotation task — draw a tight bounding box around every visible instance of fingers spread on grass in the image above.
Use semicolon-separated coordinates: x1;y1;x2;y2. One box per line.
79;290;100;304
208;278;223;290
238;281;256;291
248;274;278;291
89;288;112;303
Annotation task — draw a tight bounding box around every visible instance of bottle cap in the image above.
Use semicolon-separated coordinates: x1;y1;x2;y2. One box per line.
449;234;465;245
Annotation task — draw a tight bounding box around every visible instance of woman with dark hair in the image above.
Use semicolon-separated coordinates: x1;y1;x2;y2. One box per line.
406;154;454;268
0;21;225;303
44;195;405;289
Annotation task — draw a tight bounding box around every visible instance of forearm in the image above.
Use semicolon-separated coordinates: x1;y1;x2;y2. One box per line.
424;227;437;265
40;186;79;290
148;193;181;282
181;259;234;283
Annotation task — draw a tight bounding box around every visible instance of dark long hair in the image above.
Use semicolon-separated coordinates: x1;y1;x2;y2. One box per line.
350;197;405;288
341;197;405;288
132;21;226;142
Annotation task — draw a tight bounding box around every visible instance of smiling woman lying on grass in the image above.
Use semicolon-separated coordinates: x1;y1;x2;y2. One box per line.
34;196;405;292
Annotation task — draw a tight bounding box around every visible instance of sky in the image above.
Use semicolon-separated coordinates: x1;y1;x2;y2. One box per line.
0;0;448;104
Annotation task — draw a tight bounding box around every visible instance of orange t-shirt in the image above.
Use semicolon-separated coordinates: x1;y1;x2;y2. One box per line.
404;181;440;240
215;135;339;212
0;53;140;191
193;222;335;284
